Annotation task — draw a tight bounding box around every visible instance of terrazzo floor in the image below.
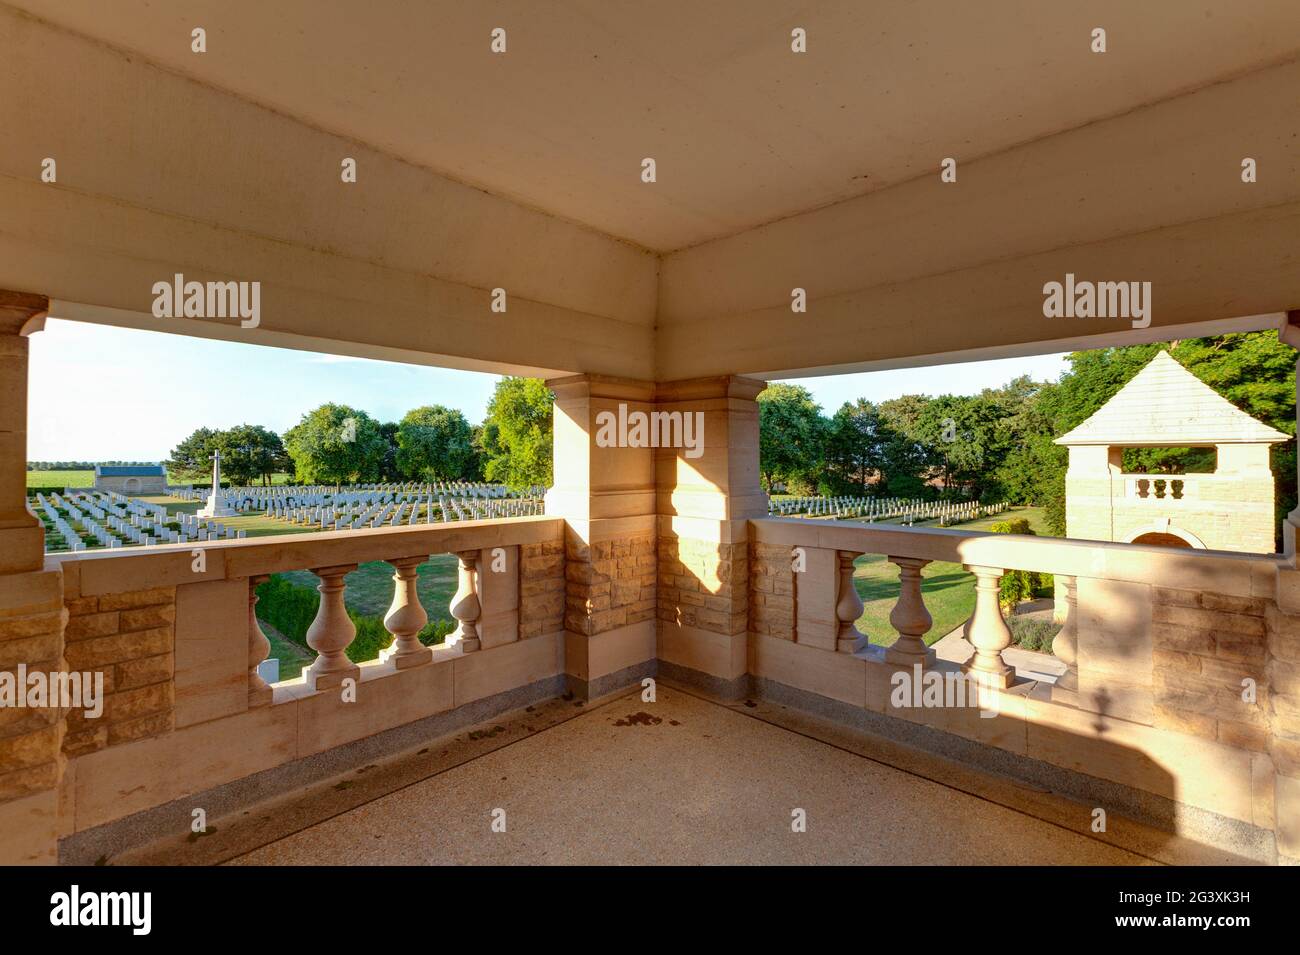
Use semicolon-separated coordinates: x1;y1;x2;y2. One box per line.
225;686;1155;865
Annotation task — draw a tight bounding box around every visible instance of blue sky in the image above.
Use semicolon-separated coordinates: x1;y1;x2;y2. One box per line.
28;319;1069;460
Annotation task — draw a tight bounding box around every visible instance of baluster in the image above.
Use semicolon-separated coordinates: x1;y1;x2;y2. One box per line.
382;556;433;669
1051;574;1079;697
448;550;482;652
304;563;360;689
248;575;273;706
835;550;866;652
962;564;1014;687
884;556;935;666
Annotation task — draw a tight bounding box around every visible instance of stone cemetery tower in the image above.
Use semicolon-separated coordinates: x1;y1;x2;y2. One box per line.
1056;350;1286;553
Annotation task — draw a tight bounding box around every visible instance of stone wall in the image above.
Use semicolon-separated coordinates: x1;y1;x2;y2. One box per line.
1150;587;1270;751
0;569;66;805
748;541;794;640
519;539;565;638
1065;470;1275;554
567;533;656;636
657;536;747;636
1267;606;1300;776
62;585;176;757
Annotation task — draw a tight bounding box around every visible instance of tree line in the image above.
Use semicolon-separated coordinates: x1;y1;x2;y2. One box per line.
167;377;555;490
758;331;1297;539
162;331;1297;544
27;461;153;471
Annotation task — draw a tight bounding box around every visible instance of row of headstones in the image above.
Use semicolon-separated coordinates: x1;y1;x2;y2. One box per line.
36;491;246;551
248;494;544;529
934;501;1007;526
169;481;542;507
438;497;544;523
301;496;545;531
770;495;1007;526
771;496;926;518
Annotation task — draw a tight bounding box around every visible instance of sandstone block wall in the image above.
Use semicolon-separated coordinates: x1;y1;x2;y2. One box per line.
1267;606;1300;778
658;536;747;636
1144;588;1270;749
62;585;175;757
0;570;66;804
748;541;794;640
519;540;565;638
566;533;656;636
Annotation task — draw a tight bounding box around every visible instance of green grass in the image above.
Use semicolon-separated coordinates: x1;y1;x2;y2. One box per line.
137;496;322;539
260;621;315;682
26;470;95;491
849;506;1048;646
28;471;298;493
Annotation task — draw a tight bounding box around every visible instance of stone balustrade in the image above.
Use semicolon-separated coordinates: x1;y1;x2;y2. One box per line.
32;516;569;855
9;512;1300;864
748;516;1295;861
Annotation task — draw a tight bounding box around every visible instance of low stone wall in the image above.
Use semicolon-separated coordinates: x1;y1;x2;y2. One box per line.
748;541;793;640
1151;587;1270;752
658;535;747;636
62;585;176;756
13;518;570;860
0;569;66;805
519;539;565;638
744;517;1295;861
566;532;656;636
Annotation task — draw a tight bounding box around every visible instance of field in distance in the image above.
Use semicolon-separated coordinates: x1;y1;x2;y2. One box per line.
26;471;297;491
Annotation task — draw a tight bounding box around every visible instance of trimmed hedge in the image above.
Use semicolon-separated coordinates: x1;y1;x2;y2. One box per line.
256;574;453;665
986;519;1053;610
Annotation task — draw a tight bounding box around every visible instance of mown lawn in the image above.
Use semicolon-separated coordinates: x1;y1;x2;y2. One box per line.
26;470;95;491
846;506;1048;645
260;621;315;682
29;471;298;492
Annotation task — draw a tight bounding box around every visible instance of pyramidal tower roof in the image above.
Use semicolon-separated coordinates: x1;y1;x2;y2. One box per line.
1055;351;1288;447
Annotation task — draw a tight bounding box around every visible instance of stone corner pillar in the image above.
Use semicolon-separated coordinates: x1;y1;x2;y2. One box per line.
653;375;767;698
0;290;49;575
544;374;659;699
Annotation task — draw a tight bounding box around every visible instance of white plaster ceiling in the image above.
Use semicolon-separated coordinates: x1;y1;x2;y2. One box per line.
10;0;1300;251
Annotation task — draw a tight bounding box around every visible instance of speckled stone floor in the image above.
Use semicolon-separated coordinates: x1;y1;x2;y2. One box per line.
222;685;1158;866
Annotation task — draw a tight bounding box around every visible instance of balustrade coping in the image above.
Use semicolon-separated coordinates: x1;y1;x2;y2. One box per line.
750;516;1280;599
45;514;564;597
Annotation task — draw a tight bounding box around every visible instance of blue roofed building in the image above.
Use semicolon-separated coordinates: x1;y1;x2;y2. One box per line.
93;464;166;495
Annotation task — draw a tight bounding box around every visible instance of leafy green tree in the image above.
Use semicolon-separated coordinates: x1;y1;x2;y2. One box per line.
167;427;221;481
168;425;287;486
877;395;940;498
283;404;386;485
395;405;477;481
824;399;885;494
480;377;553;491
378;422;401;481
218;424;290;486
758;384;827;491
